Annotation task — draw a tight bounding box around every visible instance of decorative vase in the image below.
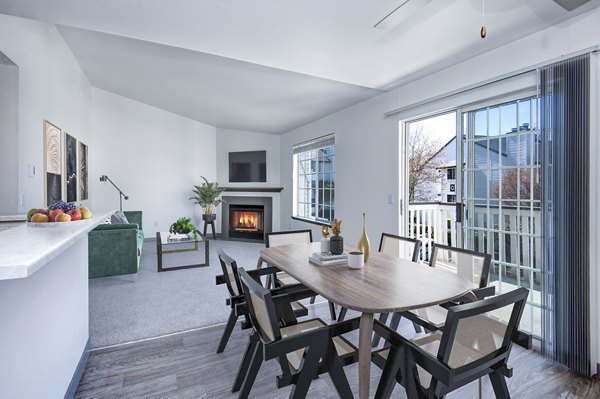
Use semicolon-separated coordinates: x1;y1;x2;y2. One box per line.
320;238;330;254
357;213;371;262
330;235;344;255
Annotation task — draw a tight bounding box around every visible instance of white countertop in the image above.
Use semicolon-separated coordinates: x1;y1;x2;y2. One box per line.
0;215;27;222
0;211;114;280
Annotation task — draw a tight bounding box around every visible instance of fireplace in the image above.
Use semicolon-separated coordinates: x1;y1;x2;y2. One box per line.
229;205;264;240
221;196;273;243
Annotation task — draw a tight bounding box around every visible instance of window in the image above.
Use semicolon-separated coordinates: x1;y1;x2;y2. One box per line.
293;134;335;223
447;168;456;180
446;194;456;203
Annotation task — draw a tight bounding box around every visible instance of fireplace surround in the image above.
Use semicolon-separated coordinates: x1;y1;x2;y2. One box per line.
221;196;272;242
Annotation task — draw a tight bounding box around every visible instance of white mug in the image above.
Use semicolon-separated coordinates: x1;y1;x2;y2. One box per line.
320;238;330;254
347;251;364;269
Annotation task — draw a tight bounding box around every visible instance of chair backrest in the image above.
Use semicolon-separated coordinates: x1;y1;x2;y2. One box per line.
429;243;492;289
266;230;312;248
217;248;243;297
378;233;421;262
238;267;282;343
437;287;529;370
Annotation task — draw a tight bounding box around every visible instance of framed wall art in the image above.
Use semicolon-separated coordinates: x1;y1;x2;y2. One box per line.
65;133;78;203
79;141;88;200
44;120;62;206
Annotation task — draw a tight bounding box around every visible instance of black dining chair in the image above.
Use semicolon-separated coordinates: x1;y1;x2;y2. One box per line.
215;248;308;353
337;233;421;326
372;287;530;399
233;267;360;399
264;229;337;320
398;243;494;333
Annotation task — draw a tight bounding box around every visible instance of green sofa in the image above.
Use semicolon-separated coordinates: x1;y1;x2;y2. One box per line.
88;211;145;279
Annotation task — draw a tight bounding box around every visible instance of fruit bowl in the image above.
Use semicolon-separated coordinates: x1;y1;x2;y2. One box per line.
27;219;89;228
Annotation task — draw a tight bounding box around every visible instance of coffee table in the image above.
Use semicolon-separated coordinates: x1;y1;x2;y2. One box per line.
156;232;209;272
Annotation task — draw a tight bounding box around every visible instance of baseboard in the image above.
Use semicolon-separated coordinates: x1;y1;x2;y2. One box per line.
64;338;90;399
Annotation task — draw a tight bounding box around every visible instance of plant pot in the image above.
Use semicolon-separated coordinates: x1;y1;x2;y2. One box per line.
202;214;216;222
330;235;344;255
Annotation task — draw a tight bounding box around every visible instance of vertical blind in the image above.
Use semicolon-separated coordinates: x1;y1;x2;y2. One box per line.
540;54;591;376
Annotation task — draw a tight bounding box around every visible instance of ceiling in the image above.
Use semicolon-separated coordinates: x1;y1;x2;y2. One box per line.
0;0;598;133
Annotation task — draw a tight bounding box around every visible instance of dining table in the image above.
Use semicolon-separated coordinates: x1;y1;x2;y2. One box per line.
257;242;474;399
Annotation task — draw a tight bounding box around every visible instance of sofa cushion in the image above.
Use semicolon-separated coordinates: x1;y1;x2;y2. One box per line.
111;211;129;224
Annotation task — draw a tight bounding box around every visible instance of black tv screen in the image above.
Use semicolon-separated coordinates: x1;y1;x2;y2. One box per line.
229;150;267;182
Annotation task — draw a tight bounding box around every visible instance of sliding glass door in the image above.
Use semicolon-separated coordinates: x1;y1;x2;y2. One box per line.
461;94;542;337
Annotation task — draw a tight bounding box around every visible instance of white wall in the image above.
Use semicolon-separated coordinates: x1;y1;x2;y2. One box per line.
281;7;600;244
91;88;217;237
0;59;19;215
0;14;93;214
216;128;281;231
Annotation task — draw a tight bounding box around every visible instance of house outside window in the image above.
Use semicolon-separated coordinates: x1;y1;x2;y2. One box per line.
293;134;335;223
447;168;456;180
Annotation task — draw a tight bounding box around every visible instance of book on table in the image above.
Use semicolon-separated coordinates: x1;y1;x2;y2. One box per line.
309;252;348;267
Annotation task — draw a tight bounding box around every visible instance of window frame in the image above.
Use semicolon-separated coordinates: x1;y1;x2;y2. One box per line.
292;135;335;224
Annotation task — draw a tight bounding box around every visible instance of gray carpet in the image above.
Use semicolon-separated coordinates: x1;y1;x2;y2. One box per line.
88;238;266;348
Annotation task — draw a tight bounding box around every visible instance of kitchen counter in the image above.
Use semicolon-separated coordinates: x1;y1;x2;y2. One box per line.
0;210;114;399
0;211;113;280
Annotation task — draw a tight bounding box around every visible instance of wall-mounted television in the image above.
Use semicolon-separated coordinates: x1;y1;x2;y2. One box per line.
229;150;267;182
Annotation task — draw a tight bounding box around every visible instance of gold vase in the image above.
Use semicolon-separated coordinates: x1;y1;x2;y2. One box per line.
357;212;371;262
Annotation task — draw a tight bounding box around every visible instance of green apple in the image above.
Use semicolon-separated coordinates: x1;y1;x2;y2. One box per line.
27;208;38;222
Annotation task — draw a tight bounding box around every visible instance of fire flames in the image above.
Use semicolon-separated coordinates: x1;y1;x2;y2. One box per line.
233;211;260;231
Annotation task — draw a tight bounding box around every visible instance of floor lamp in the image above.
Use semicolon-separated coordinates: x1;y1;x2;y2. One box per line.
99;175;129;212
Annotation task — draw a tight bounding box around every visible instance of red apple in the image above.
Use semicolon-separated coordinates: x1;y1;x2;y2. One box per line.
67;209;82;221
37;208;49;216
49;209;64;222
55;213;71;222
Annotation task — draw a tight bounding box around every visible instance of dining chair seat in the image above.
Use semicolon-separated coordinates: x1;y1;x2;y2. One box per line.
394;243;493;335
277;272;300;287
281;318;356;371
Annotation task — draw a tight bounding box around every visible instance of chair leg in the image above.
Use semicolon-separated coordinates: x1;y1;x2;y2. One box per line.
401;352;422;399
232;334;259;393
328;301;337;320
337;307;348;322
289;343;324;399
412;322;423;334
489;370;511;399
324;340;353;398
216;309;238;353
238;341;264;399
375;345;402;399
310;295;316;304
372;313;390;347
389;313;401;331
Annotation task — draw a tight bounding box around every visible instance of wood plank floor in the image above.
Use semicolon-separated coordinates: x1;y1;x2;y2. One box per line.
76;304;600;398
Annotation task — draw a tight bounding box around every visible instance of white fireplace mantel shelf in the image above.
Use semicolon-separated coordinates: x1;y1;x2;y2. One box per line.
221;187;283;193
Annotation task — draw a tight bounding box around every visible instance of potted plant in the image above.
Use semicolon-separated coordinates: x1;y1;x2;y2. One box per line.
190;176;226;222
169;216;197;237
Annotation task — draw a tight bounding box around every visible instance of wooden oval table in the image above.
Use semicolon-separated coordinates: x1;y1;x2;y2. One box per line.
258;242;473;399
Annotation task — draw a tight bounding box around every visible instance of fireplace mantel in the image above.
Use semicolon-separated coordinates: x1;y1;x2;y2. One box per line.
221;187;283;193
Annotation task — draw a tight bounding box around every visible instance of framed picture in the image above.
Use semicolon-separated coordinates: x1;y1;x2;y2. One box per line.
65;133;77;203
44;120;62;206
79;141;88;200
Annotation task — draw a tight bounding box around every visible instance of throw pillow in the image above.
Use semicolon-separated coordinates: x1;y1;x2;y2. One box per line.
111;211;129;225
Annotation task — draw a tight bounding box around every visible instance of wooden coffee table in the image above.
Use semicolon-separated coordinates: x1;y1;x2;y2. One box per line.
156;232;209;272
